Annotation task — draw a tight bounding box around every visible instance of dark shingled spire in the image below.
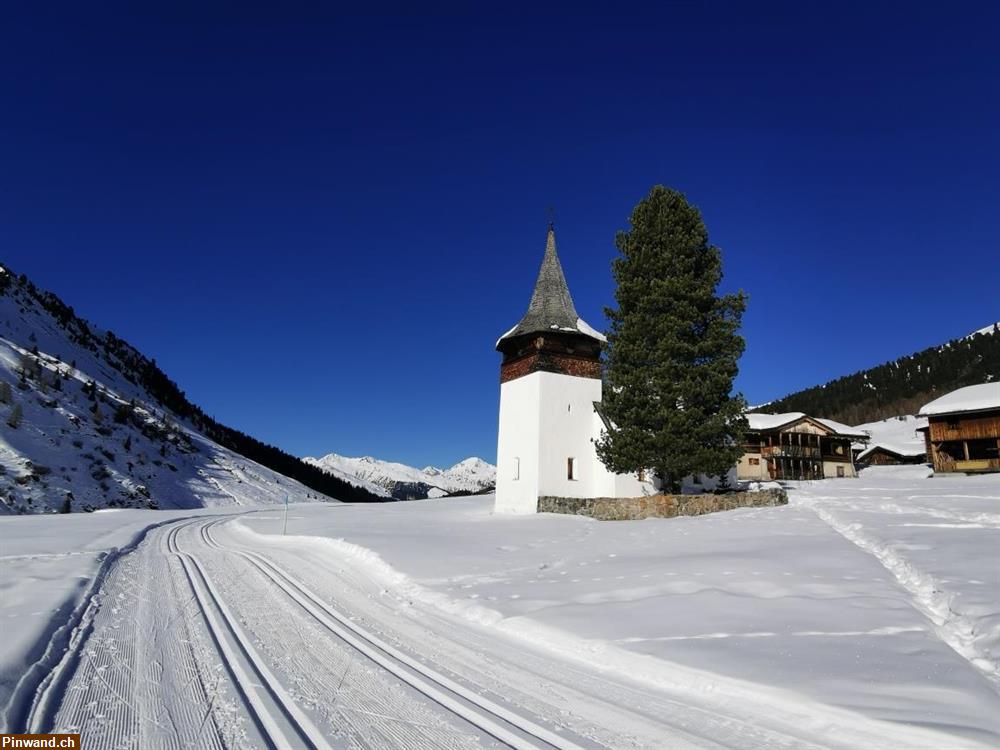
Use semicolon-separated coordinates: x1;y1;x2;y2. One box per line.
498;225;602;346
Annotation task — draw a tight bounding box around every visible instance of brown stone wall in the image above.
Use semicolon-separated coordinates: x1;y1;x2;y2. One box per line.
537;488;787;520
500;352;602;383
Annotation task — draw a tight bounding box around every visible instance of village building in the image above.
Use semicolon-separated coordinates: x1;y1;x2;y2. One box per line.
738;413;868;481
918;383;1000;473
855;443;927;467
494;227;653;514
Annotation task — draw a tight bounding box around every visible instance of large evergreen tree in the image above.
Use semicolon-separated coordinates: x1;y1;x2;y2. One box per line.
596;186;748;492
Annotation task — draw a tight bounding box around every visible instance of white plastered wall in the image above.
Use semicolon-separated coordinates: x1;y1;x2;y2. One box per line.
737;452;770;481
495;373;541;514
495;370;653;514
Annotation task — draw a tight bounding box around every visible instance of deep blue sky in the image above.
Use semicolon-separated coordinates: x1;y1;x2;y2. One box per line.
2;3;998;468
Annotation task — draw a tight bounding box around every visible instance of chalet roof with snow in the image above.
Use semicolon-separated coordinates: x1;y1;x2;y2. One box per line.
856;442;927;461
813;417;869;438
918;383;1000;417
746;412;869;439
497;226;606;349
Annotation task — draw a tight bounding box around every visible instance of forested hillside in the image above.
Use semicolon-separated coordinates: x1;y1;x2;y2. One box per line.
1;264;384;509
765;324;1000;425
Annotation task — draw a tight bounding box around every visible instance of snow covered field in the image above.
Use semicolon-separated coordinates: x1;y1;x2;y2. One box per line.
1;466;998;748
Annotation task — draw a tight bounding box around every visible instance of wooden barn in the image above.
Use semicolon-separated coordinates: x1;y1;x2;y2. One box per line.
918;383;1000;473
856;443;927;467
738;413;868;481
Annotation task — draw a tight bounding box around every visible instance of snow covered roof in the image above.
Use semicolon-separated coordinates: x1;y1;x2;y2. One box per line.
918;383;1000;416
814;417;869;439
746;412;868;438
496;226;605;348
746;412;806;431
856;443;927;461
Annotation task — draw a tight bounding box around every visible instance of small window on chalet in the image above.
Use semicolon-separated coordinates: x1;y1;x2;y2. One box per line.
749;457;760;466
946;417;960;430
512;457;520;481
836;466;845;477
567;457;577;481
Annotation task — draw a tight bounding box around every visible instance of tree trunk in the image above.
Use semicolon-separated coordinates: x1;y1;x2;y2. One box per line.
657;470;681;494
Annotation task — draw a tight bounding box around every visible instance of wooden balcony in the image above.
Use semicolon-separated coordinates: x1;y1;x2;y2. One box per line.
762;445;821;459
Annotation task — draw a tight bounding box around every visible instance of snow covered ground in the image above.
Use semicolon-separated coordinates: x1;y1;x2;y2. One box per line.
1;466;998;748
0;505;275;731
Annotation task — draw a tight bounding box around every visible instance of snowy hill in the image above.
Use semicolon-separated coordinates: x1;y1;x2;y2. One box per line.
852;414;928;455
0;264;382;512
854;414;927;449
304;453;496;501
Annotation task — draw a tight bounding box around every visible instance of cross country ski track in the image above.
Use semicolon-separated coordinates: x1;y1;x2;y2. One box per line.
15;512;993;750
196;518;586;750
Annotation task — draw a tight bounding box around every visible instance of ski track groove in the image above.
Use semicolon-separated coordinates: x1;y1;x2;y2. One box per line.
5;511;222;736
200;519;579;750
166;521;334;750
194;523;496;749
41;519;233;749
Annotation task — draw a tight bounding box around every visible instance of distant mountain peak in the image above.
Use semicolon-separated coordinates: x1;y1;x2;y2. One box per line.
452;456;490;469
304;453;496;501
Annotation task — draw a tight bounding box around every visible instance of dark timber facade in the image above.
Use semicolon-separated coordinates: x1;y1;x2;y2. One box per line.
922;410;1000;473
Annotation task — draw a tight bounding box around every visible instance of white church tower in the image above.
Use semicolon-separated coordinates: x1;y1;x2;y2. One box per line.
494;226;648;514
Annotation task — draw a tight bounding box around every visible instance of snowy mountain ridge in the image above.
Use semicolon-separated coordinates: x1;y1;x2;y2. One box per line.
304;453;496;501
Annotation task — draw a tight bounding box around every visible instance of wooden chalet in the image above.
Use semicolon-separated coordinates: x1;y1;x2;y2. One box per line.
738;413;868;481
918;383;1000;473
855;443;927;467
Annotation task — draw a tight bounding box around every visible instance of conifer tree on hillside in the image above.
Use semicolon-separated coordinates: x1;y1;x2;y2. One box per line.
596;185;748;493
7;402;22;429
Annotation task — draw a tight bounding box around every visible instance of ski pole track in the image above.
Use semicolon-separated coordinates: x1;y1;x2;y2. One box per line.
803;501;1000;692
165;520;335;750
199;518;585;750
